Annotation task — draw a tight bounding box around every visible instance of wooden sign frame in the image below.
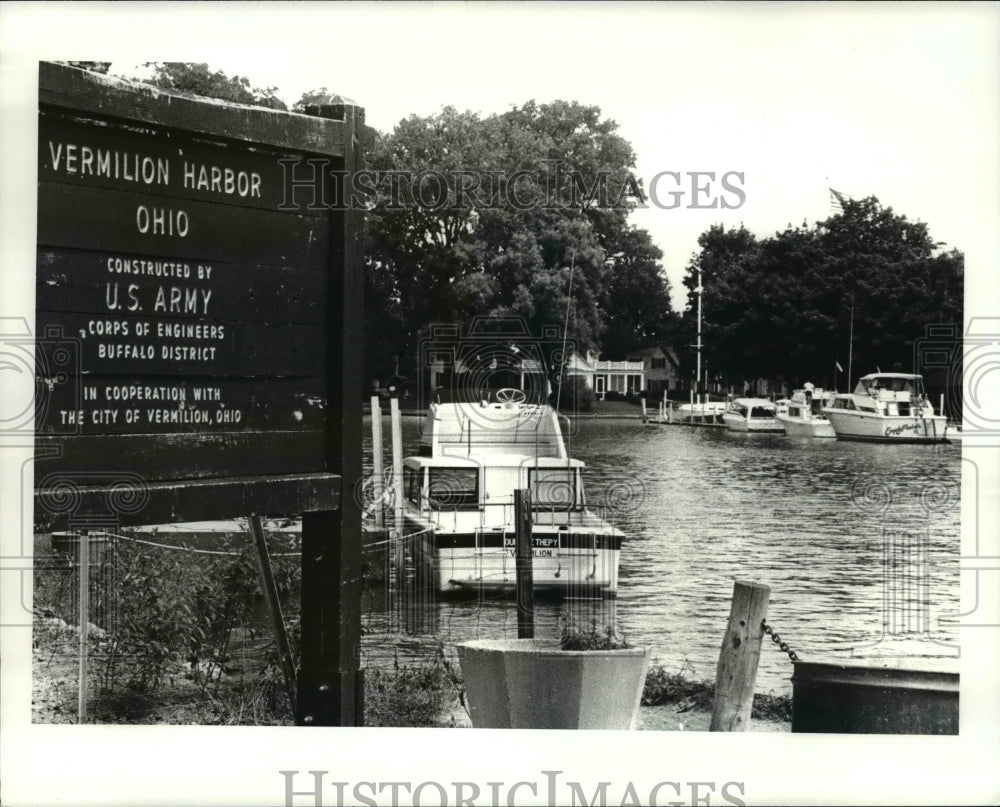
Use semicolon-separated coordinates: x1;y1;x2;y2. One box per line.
33;62;367;726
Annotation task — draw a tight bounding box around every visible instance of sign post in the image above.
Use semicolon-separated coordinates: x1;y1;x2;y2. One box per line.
34;62;369;725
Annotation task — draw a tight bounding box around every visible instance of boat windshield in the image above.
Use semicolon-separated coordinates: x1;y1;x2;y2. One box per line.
529;468;579;509
428;467;479;510
856;376;923;396
749;406;775;419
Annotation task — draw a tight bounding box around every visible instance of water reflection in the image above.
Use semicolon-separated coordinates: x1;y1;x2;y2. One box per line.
363;415;961;695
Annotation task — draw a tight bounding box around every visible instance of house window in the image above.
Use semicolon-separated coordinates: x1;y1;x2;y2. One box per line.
651;357;666;370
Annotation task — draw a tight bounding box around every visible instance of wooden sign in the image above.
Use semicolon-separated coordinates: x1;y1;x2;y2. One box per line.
35;63;364;524
34;62;368;725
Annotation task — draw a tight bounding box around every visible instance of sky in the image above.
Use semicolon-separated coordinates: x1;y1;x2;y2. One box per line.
1;4;999;806
76;3;1000;311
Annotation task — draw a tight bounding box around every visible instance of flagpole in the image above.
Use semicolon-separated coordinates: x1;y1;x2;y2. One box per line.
847;293;854;392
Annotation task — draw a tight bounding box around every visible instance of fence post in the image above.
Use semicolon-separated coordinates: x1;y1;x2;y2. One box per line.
249;515;297;709
390;398;406;622
77;528;89;724
710;580;771;731
371;396;385;529
515;489;534;638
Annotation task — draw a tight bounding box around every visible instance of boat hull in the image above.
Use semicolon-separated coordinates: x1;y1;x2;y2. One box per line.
825;411;950;443
722;413;784;433
402;517;621;595
777;414;836;438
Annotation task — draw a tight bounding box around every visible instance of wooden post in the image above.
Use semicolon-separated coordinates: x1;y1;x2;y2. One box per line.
250;515;297;709
641;398;648;424
390;397;404;539
710;580;771;731
390;397;407;621
296;101;366;727
514;489;534;638
77;528;89;724
371;396;385;528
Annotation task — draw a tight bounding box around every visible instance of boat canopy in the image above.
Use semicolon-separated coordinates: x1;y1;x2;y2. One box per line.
732;397;777;409
420;401;569;459
853;373;925;396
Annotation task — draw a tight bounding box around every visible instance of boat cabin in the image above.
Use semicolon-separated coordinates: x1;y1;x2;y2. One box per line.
838;373;933;417
854;373;926;400
787;389;833;419
728;398;778;419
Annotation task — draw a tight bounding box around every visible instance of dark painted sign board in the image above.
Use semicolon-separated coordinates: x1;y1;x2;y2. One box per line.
34;62;367;725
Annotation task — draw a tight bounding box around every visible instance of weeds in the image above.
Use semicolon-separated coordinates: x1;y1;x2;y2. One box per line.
642;664;792;721
560;618;629;651
364;645;464;727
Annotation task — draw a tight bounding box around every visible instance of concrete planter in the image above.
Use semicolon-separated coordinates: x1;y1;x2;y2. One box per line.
457;638;650;729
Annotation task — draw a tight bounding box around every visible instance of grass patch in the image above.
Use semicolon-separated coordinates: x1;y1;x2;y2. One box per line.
642;664;792;722
363;648;465;728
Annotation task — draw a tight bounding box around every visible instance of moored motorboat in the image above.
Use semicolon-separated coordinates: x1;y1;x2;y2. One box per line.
823;373;949;443
777;388;836;438
675;400;727;423
722;397;784;432
401;389;623;595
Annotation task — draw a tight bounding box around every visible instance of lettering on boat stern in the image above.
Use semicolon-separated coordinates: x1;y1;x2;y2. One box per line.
885;422;920;437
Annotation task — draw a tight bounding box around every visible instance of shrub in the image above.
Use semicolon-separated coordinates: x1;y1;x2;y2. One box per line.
551;374;594;413
560;618;629;651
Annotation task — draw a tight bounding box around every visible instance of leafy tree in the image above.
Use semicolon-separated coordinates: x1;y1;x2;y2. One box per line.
139;62;288;110
365;101;666;386
64;62;111;74
292;87;349;113
601;226;676;357
679;198;963;393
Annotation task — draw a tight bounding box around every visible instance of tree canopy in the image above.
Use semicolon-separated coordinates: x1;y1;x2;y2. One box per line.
139;62;289;110
114;62;962;397
679;197;963;391
364;101;676;384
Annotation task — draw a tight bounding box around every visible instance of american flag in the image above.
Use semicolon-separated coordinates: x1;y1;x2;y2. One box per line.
829;188;850;214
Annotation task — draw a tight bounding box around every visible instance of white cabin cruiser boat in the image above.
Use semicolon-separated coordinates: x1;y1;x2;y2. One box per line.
675;400;727;423
777;388;836;438
722;398;784;432
823;373;949;443
401;389;623;596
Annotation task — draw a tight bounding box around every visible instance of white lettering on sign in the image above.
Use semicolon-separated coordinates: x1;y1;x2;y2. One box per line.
136;205;189;237
183;161;262;198
106;257;192;278
151;285;212;315
48;141;170;187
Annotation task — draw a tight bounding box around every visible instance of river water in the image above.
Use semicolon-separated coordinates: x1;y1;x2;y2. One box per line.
364;414;961;697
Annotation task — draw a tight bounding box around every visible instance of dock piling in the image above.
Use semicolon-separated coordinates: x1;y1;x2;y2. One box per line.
710;580;771;731
514;489;535;638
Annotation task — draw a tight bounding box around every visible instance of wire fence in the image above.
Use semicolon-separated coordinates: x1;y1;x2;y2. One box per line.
33;517;620;725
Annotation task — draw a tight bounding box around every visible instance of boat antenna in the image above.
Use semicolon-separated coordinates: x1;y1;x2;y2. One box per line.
555;253;576;415
847;292;854;392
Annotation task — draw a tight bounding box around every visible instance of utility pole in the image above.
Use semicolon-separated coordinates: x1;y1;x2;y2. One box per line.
695;266;703;405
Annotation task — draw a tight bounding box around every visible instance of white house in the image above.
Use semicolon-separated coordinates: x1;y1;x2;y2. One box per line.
627;345;681;396
567;351;645;399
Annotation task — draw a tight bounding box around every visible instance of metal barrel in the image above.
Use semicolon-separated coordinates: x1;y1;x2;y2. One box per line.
791;660;958;734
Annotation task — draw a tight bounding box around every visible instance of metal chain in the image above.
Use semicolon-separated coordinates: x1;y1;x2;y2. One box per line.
761;619;799;663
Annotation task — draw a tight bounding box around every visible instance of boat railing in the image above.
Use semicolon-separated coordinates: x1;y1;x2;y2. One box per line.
475;499;618;533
